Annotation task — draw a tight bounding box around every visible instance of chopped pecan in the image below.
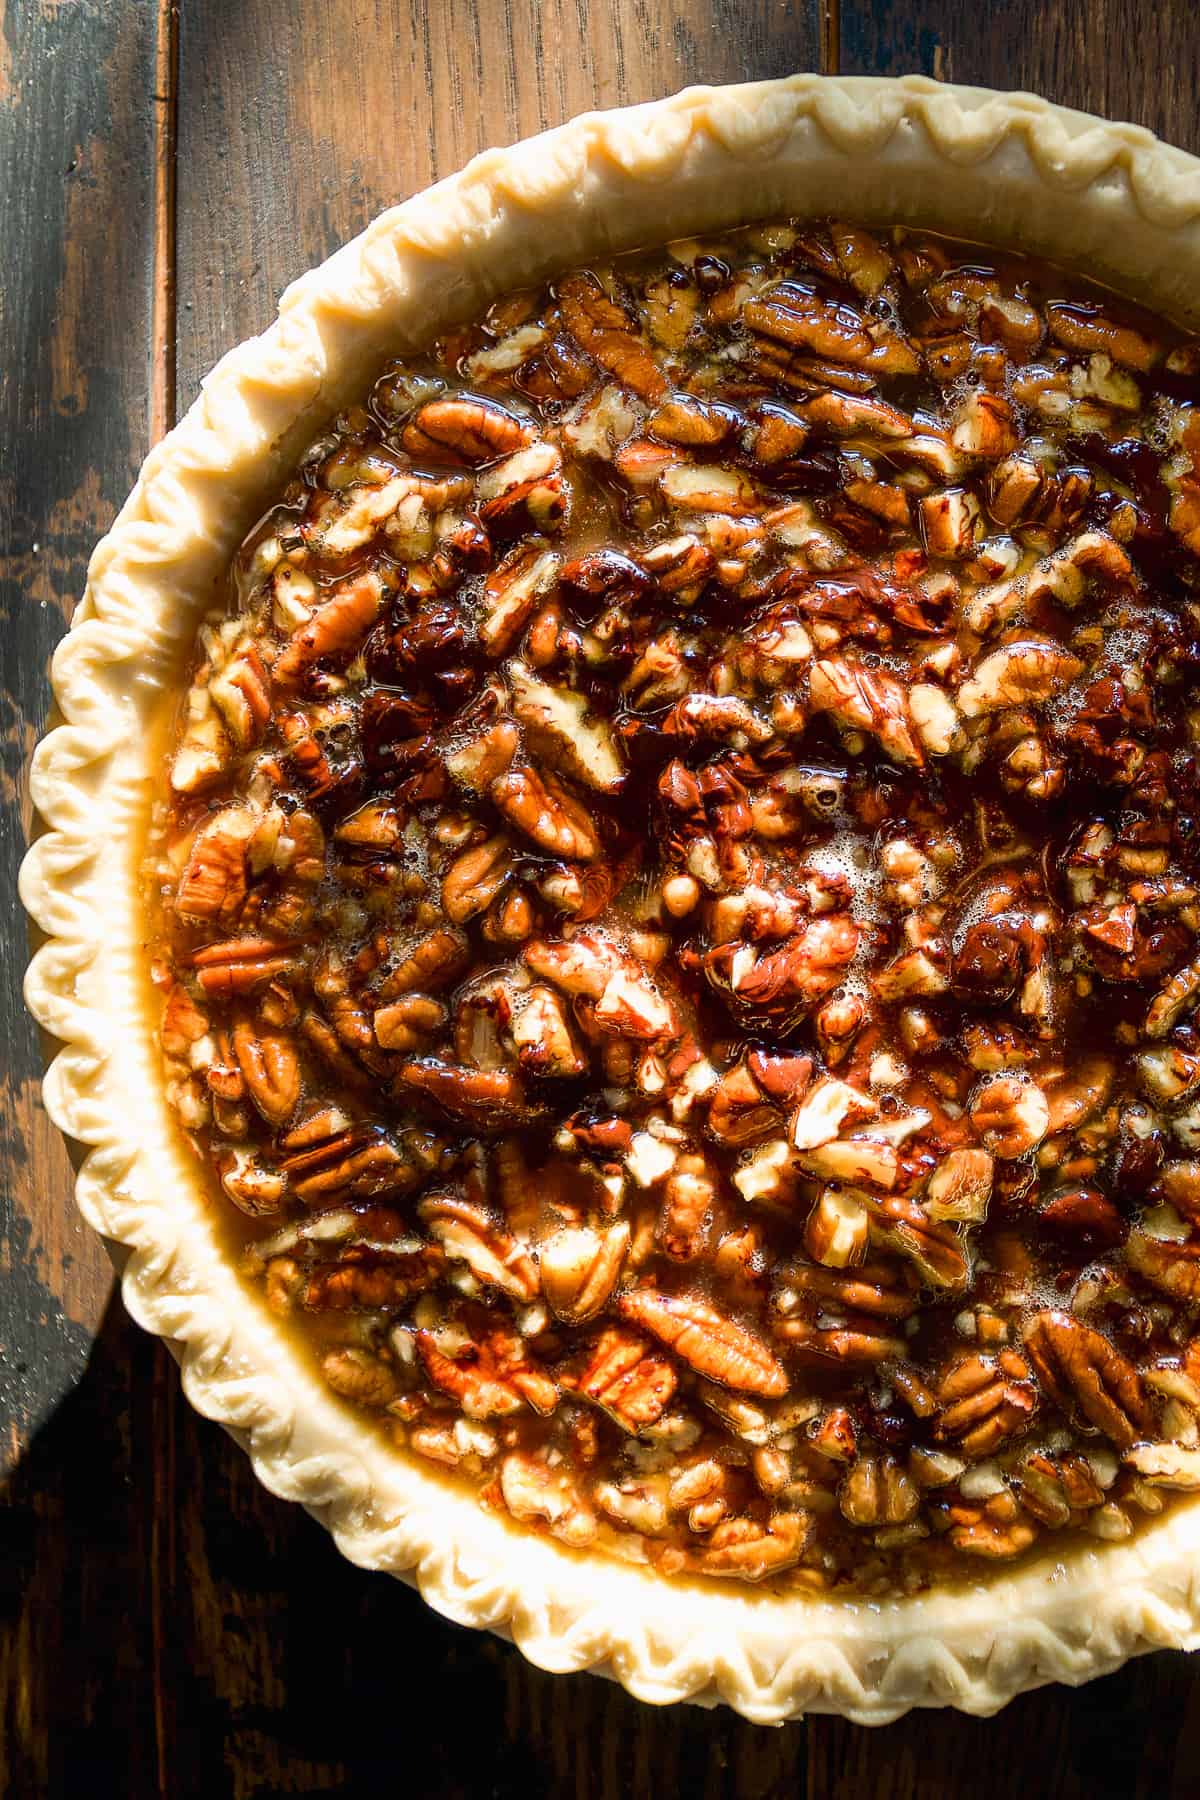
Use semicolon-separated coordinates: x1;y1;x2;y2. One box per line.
1145;953;1200;1039
210;641;272;750
809;1406;859;1461
924;1149;994;1223
508;984;587;1078
746;284;917;375
499;1450;597;1545
950;390;1019;458
322;1347;399;1409
705;914;860;1026
808;657;923;765
804;1187;870;1269
373;992;448;1054
968;1075;1049;1157
649;394;738;447
508;662;624;793
658;1155;718;1261
1012;1449;1104;1526
218;1148;287;1216
1123;1443;1200;1489
379;928;470;1001
160;981;209;1057
958;637;1084;718
170;688;231;794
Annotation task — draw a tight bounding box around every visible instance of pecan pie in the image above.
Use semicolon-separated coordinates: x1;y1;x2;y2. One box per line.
146;214;1200;1595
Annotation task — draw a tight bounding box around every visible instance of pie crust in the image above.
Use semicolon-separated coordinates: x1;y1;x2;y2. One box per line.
23;73;1200;1723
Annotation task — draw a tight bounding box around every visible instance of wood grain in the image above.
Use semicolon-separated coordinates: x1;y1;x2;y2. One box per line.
0;0;159;1453
173;0;820;407
9;0;1200;1793
837;0;1200;142
0;0;173;1786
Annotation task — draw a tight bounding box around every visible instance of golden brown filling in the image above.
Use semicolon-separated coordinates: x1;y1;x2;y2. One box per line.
149;218;1200;1593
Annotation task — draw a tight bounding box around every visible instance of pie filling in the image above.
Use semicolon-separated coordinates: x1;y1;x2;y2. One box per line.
148;218;1200;1593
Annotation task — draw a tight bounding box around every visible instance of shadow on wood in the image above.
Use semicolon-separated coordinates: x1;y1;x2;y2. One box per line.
5;1288;1200;1797
0;1291;811;1797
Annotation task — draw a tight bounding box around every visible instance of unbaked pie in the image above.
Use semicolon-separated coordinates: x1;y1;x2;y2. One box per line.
31;77;1200;1719
147;214;1200;1594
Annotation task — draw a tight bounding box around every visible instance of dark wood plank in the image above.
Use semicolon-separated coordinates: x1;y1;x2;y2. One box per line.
807;1650;1200;1800
0;1;170;1791
174;0;820;408
837;0;1200;151
0;0;154;1466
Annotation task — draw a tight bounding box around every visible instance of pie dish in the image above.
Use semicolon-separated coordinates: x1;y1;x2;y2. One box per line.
23;73;1200;1721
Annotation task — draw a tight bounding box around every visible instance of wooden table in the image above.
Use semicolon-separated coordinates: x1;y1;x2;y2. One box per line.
6;2;1200;1791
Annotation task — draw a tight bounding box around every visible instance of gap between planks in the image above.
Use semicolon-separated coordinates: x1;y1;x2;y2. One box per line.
822;0;840;76
151;0;178;441
150;17;180;1796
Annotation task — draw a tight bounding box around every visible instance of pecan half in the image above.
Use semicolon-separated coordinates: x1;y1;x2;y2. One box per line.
577;1327;677;1430
191;937;299;999
402;395;535;464
490;763;601;860
619;1288;787;1396
840;1456;920;1527
696;1511;810;1580
176;816;252;923
1024;1310;1156;1449
558;273;667;402
274;570;388;685
540;1222;630;1323
397;1059;542;1129
935;1351;1039;1459
1125;1230;1200;1302
232;1017;302;1126
417;1193;539;1301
